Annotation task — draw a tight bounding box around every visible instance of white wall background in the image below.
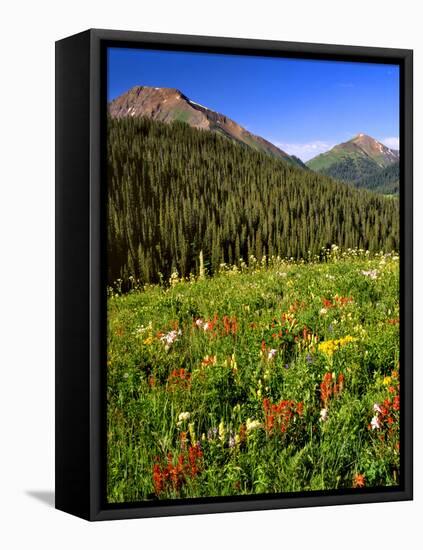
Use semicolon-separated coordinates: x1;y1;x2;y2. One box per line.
0;1;421;547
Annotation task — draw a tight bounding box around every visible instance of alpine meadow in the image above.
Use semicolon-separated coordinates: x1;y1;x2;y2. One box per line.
106;53;401;504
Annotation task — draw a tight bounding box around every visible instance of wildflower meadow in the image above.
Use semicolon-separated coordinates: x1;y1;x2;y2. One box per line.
107;248;400;502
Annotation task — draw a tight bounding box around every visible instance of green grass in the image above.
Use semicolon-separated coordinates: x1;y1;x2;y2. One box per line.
107;248;400;503
171;109;191;124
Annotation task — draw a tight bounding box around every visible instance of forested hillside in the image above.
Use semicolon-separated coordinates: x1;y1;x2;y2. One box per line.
355;161;399;195
310;154;381;185
107;117;399;285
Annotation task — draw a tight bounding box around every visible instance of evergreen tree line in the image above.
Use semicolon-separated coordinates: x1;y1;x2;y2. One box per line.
107;117;399;286
318;155;382;185
355;161;399;195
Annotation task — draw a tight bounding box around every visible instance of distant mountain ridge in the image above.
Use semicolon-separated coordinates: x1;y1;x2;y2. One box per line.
108;86;303;168
306;134;399;190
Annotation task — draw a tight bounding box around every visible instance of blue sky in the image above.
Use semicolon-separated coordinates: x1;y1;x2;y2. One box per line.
108;48;400;161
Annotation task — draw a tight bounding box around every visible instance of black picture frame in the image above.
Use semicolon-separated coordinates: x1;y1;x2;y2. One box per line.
55;28;413;521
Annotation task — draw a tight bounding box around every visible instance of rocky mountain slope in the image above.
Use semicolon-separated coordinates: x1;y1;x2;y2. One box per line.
108;86;303;167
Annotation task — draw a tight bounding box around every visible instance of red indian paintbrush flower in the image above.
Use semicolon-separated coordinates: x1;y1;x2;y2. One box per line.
152;443;203;496
263;398;303;434
353;473;366;488
320;372;345;407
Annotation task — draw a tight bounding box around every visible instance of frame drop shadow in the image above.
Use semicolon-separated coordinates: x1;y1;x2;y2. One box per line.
26;490;55;508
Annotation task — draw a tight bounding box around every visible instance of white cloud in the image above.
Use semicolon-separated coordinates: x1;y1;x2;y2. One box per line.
380;137;399;151
275;141;334;162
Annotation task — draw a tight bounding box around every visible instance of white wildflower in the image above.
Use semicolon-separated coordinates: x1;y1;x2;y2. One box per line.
160;330;179;349
268;348;277;360
178;412;190;422
361;269;378;280
134;321;152;335
371;415;381;430
319;408;328;422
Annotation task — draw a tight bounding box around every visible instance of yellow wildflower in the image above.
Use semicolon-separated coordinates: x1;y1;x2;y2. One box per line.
246;418;262;432
188;422;196;444
218;420;225;442
318;335;357;357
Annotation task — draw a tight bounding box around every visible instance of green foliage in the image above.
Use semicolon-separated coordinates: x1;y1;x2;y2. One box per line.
316;154;381;184
107;117;399;286
107;251;400;502
311;156;399;195
355;161;399;195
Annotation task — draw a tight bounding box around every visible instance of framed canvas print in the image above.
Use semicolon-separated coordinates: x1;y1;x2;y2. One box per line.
55;29;413;521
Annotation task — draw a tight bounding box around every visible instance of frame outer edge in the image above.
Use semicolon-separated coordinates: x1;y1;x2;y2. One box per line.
55;30;92;520
76;29;413;520
402;49;413;500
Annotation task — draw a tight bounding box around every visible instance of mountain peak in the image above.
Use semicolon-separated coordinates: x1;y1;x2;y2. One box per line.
306;132;399;187
350;133;383;148
109;85;210;130
112;85;190;109
108;86;303;168
352;133;373;142
346;134;398;165
133;85;187;99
